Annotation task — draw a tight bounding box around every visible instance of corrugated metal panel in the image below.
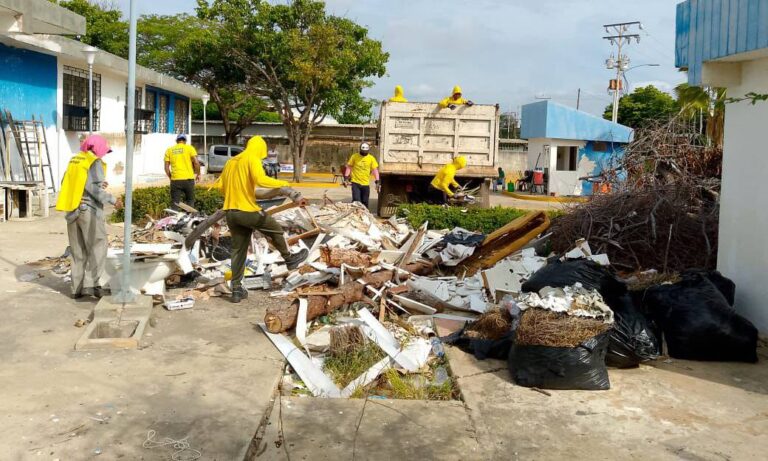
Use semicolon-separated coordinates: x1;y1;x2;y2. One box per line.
676;0;768;84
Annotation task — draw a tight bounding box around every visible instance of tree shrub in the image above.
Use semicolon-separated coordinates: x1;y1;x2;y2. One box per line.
396;204;529;234
111;186;223;223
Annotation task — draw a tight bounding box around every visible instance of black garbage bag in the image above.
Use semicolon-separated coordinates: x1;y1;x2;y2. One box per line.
682;269;736;306
644;273;758;362
606;294;660;368
442;327;514;361
508;332;611;390
522;259;627;301
522;259;658;367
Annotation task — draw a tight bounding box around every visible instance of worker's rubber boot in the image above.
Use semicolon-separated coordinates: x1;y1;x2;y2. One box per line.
284;249;309;270
231;285;248;304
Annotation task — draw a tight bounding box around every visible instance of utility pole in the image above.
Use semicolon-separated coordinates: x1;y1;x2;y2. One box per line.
603;21;642;123
576;88;581;110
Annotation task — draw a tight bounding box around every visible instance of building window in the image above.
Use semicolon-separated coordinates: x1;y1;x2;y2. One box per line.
592;141;608;152
174;98;189;133
157;94;169;133
145;90;157;132
63;65;100;131
556;146;578;171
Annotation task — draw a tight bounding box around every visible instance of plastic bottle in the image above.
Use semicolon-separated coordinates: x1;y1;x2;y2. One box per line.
434;366;449;385
430;337;445;358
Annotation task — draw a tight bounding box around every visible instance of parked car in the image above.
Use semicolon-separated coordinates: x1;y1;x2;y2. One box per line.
198;144;244;173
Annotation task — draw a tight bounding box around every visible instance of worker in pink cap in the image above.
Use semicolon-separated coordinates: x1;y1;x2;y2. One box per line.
56;135;122;299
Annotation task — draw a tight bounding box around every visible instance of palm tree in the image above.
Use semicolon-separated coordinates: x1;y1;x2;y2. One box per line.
674;83;726;147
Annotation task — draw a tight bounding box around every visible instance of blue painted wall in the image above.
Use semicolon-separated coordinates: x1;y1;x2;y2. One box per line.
676;0;768;85
578;141;625;195
521;100;633;143
0;43;58;125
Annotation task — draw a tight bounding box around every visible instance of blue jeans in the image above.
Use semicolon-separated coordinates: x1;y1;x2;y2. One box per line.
351;183;370;208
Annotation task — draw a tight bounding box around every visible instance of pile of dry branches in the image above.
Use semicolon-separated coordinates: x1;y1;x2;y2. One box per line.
515;308;611;348
552;118;721;272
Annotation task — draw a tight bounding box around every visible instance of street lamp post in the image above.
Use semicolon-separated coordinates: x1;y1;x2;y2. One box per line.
82;46;97;134
201;94;210;163
605;61;660;123
622;63;661;93
114;0;138;304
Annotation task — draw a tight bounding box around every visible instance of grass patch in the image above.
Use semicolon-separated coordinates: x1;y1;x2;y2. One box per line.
380;367;456;400
323;340;387;388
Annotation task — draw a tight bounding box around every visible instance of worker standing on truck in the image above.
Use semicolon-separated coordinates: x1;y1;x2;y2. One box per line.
164;134;200;210
56;135;122;299
216;136;308;303
389;85;408;102
429;156;467;204
439;86;474;110
343;142;380;209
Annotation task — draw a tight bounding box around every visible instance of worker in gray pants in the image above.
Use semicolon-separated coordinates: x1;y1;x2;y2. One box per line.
56;135;122;298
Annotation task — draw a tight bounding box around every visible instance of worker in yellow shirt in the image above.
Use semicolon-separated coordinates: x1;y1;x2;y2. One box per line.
389;85;408;102
438;85;474;110
343;142;380;209
164;134;200;210
429;156;467;204
216;136;308;303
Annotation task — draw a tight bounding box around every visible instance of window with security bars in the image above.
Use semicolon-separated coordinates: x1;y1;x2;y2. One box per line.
124;85;153;133
174;98;189;133
145;90;157;132
63;65;101;131
158;94;169;133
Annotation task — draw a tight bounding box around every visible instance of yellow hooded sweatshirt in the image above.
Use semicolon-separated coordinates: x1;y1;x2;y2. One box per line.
438;85;469;108
389;85;408;102
215;136;288;212
430;156;467;196
55;151;103;212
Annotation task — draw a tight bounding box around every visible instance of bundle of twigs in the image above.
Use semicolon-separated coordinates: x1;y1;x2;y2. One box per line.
515;308;612;348
329;325;366;357
465;308;512;340
551;117;721;272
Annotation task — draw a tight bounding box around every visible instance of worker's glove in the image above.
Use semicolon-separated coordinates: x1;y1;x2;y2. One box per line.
375;180;381;193
279;187;303;203
449;104;457;110
466;100;475;107
342;178;350;188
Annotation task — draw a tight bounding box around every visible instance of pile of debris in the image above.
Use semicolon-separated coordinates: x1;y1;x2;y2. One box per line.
552;117;721;272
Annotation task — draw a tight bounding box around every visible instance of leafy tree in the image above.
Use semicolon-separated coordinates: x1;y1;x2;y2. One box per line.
55;0;128;58
137;13;272;143
675;83;726;147
199;0;389;181
603;85;678;129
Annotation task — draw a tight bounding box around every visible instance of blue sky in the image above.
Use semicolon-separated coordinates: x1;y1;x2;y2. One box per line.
115;0;685;116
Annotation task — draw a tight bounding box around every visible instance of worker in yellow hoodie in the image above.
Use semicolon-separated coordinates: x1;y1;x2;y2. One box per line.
429;156;467;204
388;85;408;102
56;135;122;299
216;136;308;303
438;85;474;110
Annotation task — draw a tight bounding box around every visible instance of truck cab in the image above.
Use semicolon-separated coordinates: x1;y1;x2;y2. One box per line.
376;101;500;216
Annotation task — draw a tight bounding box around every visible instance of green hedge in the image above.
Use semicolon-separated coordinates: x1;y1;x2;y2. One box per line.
111;186;223;223
395;204;530;234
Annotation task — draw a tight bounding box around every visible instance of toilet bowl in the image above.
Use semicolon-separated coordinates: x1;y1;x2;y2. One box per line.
104;243;192;296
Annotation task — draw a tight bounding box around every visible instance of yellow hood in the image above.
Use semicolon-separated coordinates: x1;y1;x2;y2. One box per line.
244;136;268;161
453;156;467;169
389;85;408;102
452;85;462;96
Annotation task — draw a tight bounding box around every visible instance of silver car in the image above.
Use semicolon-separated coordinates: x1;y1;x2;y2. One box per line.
198;144;244;173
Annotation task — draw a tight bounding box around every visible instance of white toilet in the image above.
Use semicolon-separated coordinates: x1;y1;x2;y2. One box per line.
104;243;192;296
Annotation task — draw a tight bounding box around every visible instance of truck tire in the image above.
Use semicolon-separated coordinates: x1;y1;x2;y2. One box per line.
377;176;406;218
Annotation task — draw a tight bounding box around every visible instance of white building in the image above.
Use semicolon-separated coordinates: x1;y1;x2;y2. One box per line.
0;0;207;192
676;0;768;332
520;101;633;196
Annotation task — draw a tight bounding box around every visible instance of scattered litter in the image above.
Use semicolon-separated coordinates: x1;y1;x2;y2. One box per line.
164;297;195;311
143;429;202;461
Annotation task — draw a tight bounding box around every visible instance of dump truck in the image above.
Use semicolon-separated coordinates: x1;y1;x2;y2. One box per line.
376;101;500;217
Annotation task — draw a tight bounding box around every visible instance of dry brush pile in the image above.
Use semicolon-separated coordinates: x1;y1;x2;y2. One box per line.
551;118;722;272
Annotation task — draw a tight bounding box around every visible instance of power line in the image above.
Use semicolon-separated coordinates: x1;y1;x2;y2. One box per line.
603;21;643;122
